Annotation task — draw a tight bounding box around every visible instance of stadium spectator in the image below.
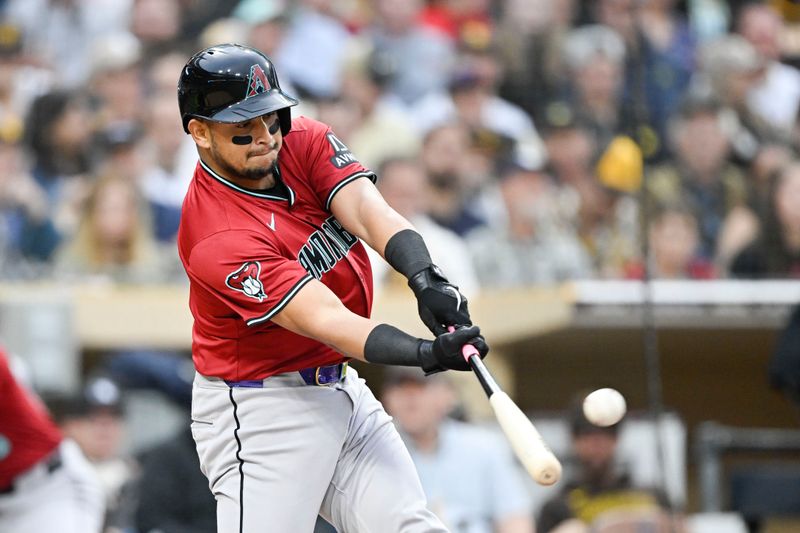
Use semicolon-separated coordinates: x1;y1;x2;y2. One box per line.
144;50;193;99
0;22;52;144
0;132;59;272
696;35;791;167
139;51;200;225
3;0;130;88
539;103;640;277
337;42;420;170
367;0;456;105
137;94;192;243
178;0;237;39
94;121;145;184
466;162;592;287
646;95;753;263
87;32;144;132
561;25;632;160
420;122;489;236
592;0;638;46
625;203;715;280
313;94;362;150
536;395;683;533
628;0;697;158
233;0;289;59
732;161;800;278
738;3;800;137
368;157;479;296
382;367;534;533
53;174;173;284
129;0;189;58
413;46;544;156
276;0;352;99
418;0;494;46
22;90;95;250
496;0;578;121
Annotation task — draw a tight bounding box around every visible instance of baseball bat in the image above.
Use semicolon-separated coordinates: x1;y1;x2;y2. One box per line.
450;327;562;486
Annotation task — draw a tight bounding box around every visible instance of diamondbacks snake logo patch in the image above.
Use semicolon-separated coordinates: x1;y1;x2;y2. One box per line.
226;261;267;302
246;64;271;98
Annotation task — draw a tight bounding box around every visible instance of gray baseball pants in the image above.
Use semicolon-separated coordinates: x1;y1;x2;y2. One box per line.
191;367;448;532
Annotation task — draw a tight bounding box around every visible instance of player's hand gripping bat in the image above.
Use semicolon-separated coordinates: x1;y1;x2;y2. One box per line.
450;327;562;486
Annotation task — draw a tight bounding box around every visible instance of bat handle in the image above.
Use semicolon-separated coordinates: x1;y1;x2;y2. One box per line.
447;326;481;362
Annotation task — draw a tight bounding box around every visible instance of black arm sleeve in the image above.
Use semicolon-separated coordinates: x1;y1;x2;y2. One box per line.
364;324;428;366
384;229;433;279
363;324;444;373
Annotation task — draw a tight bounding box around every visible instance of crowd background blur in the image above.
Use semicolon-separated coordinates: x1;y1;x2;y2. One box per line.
0;0;799;287
0;0;800;286
2;0;800;532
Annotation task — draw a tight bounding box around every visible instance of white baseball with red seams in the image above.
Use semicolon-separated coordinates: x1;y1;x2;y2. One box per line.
583;388;627;427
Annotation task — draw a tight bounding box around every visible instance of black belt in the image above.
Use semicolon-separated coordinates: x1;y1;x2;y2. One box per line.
0;448;62;495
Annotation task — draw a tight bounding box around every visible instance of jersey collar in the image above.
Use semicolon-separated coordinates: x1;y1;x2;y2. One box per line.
200;159;296;206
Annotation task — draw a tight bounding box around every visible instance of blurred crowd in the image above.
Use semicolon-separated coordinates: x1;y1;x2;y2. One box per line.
4;2;798;532
1;0;800;290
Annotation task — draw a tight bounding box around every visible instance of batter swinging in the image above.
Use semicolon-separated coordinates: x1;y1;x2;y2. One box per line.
177;44;488;532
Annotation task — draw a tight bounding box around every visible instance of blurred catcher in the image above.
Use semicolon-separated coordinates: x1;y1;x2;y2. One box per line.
0;348;105;533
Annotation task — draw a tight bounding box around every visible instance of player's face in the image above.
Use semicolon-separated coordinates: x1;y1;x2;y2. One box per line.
207;112;283;182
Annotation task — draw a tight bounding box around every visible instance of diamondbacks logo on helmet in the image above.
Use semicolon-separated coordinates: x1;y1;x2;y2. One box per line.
247;64;272;98
226;261;267;301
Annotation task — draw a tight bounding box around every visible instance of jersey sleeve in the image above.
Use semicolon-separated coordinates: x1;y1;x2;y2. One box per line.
303;121;377;211
187;230;314;327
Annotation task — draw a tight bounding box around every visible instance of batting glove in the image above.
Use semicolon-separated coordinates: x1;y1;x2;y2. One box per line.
409;265;471;336
418;325;489;374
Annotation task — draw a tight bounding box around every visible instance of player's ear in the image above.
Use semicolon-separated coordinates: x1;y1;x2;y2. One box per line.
188;118;211;149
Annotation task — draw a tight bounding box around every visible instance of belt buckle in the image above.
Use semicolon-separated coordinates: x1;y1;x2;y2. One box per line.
315;362;347;386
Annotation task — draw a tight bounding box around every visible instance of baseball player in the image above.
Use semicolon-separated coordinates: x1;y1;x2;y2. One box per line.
0;348;105;532
177;43;488;533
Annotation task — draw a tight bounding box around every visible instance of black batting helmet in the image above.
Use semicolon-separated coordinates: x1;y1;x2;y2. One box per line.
178;43;298;135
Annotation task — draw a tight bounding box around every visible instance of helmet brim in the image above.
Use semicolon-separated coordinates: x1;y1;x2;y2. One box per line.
208;90;299;124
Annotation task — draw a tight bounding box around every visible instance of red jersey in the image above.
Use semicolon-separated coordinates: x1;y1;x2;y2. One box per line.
0;349;62;489
178;116;376;380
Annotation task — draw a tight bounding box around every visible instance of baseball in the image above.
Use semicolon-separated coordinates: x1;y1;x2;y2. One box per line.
583;388;627;427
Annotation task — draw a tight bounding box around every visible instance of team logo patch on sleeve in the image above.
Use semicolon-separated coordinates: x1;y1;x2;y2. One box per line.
226;261;267;302
326;133;359;169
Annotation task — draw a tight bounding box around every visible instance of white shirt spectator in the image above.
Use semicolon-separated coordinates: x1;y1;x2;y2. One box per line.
403;419;532;533
369;28;455;106
412;90;538;143
5;0;132;87
277;6;351;98
747;61;800;135
368;214;480;298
